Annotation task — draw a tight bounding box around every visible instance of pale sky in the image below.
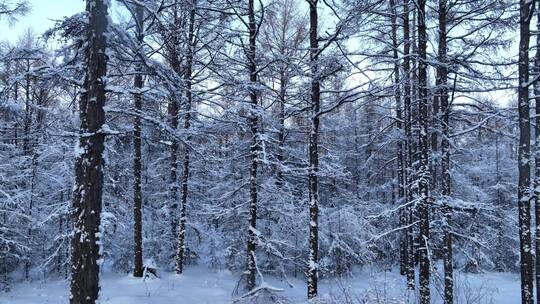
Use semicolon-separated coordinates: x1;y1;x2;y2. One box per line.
0;0;516;106
1;0;85;43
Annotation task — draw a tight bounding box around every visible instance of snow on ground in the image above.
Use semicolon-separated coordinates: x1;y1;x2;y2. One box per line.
0;266;521;304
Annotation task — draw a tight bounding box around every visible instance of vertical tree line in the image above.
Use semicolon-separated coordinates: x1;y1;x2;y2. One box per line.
69;0;109;303
416;0;431;302
402;0;415;290
438;0;453;301
518;0;534;303
245;0;261;291
175;0;197;275
132;0;145;279
306;0;320;298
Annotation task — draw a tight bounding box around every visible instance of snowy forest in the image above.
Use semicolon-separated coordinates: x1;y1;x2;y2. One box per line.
0;0;535;303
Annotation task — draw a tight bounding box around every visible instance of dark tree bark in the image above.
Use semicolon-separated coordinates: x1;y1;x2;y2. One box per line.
410;3;422;268
23;59;31;156
246;0;260;291
175;0;197;274
69;0;109;303
402;0;415;289
307;0;320;299
13;76;19;147
390;0;406;277
417;0;431;302
132;2;144;279
26;119;37;282
437;0;452;302
167;1;181;249
518;1;534;303
535;1;540;302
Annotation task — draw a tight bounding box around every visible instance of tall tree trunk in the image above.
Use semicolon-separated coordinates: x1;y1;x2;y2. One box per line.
132;2;144;279
390;0;406;277
535;1;540;302
518;1;534;303
410;2;421;267
246;0;260;291
402;0;415;290
168;1;181;253
307;0;320;299
417;0;430;303
176;0;197;274
438;0;453;302
69;0;109;303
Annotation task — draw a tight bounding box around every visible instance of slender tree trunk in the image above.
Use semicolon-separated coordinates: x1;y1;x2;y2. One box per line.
132;2;144;279
518;1;534;304
307;0;320;299
26;92;38;280
437;1;453;302
168;1;181;253
23;60;31;156
69;0;109;303
417;0;431;303
246;0;260;291
411;3;421;267
390;0;406;277
168;102;179;240
276;69;286;188
402;0;415;290
275;9;290;189
535;0;540;301
176;0;197;274
13;78;19;147
25;141;38;281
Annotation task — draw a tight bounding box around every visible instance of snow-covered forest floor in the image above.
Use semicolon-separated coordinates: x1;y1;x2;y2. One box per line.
0;266;519;304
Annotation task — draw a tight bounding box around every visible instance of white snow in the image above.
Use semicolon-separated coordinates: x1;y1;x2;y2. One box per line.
0;266;521;304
